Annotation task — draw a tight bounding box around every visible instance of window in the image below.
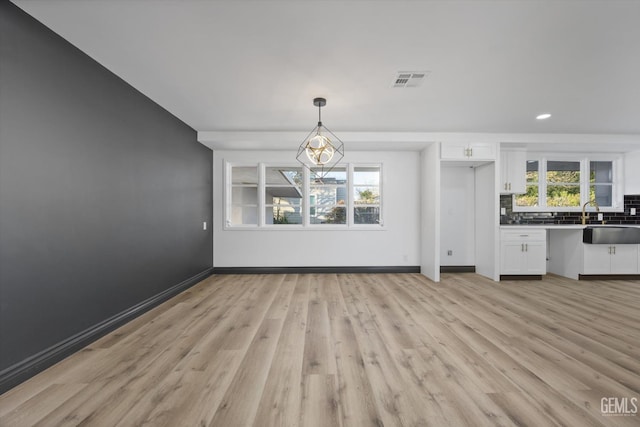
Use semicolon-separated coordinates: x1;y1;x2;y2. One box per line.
226;163;382;228
310;168;347;225
265;167;303;225
546;160;580;207
590;161;613;207
230;166;258;225
514;156;622;211
516;160;539;207
353;166;381;224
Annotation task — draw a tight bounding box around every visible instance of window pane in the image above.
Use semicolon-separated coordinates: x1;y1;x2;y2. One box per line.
354;207;380;224
231;205;257;225
269;196;302;207
310;167;347;223
310;167;347;225
590;161;612;183
265;187;302;204
229;165;258;226
547;185;581;207
264;166;303;225
354;166;380;205
265;167;303;186
547;161;580;183
354;187;380;204
232;166;258;184
515;185;539;207
310;205;346;224
545;161;580;208
591;184;613;206
526;160;539;183
311;169;347;184
515;160;539;207
309;186;347;204
268;203;303;224
353;167;380;186
232;186;258;204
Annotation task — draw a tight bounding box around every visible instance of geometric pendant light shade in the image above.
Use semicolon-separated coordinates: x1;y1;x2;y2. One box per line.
296;97;344;179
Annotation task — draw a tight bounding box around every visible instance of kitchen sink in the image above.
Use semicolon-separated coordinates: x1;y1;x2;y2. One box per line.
583;226;640;244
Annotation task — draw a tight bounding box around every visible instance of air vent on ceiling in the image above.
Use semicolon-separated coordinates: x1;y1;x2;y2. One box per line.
392;71;430;88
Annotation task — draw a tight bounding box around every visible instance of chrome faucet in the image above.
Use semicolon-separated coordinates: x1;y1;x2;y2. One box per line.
582;199;600;225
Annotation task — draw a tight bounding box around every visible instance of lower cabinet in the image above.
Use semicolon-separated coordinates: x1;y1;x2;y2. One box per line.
500;229;546;275
582;244;638;274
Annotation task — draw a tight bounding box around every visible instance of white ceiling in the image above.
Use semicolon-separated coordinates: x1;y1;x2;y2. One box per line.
12;0;640;151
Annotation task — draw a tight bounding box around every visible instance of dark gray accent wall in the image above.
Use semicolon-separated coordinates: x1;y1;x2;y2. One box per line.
0;1;213;387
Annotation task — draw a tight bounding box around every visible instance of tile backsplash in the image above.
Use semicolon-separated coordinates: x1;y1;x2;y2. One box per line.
500;194;640;225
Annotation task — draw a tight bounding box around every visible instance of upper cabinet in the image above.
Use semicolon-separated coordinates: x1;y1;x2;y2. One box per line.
441;143;496;161
500;149;526;194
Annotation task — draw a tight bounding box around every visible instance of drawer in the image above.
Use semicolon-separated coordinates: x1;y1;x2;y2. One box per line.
500;229;546;242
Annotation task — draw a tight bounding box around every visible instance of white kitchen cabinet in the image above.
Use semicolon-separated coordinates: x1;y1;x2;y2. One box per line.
441;143;496;161
500;149;526;194
582;244;638;274
500;229;546;275
611;245;638;273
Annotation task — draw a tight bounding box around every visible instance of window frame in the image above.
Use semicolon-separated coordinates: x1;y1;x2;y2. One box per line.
512;153;624;213
352;164;383;226
264;165;305;226
308;166;349;227
227;164;259;228
224;162;384;230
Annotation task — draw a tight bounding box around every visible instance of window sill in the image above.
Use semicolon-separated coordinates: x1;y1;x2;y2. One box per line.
512;207;624;213
223;225;386;231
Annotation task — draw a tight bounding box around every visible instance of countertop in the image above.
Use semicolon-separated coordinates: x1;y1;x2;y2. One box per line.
500;224;640;229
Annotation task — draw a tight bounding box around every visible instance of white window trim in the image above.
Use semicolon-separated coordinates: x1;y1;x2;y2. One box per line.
224;161;384;230
512;153;624;213
351;163;384;227
225;162;260;228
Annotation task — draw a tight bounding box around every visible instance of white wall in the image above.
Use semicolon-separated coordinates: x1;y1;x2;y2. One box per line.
440;165;475;266
474;162;499;281
625;151;640;194
213;150;421;267
420;144;440;282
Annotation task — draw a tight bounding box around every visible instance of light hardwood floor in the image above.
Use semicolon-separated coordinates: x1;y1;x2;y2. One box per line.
1;273;639;426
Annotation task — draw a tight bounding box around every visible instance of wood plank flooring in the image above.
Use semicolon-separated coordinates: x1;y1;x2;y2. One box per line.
1;273;639;426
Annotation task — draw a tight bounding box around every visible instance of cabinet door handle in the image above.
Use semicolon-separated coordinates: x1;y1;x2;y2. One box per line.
525;243;528;252
613;246;616;255
505;183;508;190
508;183;511;190
608;246;612;254
470;148;473;157
521;243;524;252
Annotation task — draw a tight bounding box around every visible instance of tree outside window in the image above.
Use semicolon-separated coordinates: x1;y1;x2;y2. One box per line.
514;157;618;211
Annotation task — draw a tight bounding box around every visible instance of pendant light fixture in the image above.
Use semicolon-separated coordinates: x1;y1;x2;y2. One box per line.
296;97;344;179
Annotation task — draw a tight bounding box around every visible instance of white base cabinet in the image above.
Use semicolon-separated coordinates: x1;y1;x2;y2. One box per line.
582;244;638;274
500;229;546;275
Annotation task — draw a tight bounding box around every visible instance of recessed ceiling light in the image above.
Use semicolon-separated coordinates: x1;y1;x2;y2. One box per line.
536;113;551;120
